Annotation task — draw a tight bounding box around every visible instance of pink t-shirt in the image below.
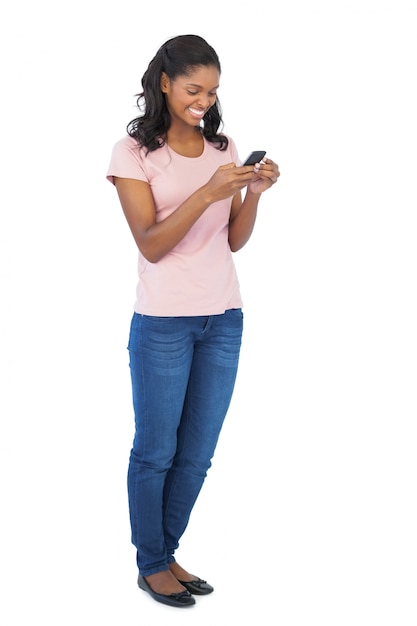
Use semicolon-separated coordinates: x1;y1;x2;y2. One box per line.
107;134;244;316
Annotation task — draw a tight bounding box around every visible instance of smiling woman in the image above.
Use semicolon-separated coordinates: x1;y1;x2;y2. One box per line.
161;67;219;129
106;33;280;608
160;65;220;156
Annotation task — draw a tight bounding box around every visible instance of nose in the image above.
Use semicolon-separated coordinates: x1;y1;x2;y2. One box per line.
197;94;211;109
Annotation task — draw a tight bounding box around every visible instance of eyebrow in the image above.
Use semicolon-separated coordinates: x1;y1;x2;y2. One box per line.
185;82;219;89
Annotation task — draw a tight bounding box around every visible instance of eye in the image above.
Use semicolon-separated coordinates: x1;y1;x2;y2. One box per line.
186;90;217;97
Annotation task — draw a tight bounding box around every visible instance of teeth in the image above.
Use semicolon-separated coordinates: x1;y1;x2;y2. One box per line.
189;107;205;116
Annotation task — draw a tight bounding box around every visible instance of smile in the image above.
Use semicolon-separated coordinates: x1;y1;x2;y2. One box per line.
188;107;206;118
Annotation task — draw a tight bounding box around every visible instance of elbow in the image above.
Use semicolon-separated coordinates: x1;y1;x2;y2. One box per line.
140;249;165;264
137;243;166;264
228;236;245;253
134;236;165;264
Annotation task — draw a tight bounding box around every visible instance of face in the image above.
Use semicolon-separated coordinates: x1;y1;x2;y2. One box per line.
160;65;220;126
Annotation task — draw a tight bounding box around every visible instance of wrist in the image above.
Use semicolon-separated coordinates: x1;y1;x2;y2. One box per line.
245;187;262;201
198;184;215;206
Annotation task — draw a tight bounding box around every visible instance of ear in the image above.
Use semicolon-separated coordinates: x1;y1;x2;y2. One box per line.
160;72;170;93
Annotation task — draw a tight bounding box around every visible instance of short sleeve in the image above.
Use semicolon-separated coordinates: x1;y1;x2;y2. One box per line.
106;136;148;185
226;136;241;166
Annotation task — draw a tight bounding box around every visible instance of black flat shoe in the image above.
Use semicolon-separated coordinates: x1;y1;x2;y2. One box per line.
138;575;196;608
177;578;214;595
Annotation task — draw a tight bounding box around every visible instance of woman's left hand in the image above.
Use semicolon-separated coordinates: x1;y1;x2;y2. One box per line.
248;158;280;194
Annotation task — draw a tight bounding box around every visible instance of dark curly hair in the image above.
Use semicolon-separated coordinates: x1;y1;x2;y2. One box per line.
127;34;228;153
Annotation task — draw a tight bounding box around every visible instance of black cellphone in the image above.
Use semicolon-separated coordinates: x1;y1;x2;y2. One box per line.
243;150;266;166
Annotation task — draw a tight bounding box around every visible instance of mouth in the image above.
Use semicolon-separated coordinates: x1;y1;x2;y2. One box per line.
188;107;206;119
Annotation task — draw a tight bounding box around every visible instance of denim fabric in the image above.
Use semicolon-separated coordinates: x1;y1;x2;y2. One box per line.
127;309;243;576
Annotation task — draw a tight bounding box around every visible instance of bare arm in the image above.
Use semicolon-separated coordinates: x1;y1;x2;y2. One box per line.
114;177;211;263
228;189;261;252
114;163;256;263
228;157;281;252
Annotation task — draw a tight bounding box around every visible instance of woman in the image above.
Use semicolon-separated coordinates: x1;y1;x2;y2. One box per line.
107;34;280;608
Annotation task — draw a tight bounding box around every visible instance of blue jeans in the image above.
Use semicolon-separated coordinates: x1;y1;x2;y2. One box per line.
127;309;243;576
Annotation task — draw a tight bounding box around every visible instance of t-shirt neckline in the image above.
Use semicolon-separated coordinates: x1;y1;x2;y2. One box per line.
167;138;207;160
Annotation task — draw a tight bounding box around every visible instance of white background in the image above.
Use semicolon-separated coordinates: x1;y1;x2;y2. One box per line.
1;1;416;624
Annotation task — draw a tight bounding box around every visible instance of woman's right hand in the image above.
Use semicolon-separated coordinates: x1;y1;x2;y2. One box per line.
203;163;257;203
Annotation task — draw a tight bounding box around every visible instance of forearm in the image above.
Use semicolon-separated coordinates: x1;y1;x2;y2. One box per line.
116;162;260;262
228;189;261;252
139;186;212;262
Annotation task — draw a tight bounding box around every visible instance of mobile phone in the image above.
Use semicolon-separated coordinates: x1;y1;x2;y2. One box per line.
243;151;266;166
